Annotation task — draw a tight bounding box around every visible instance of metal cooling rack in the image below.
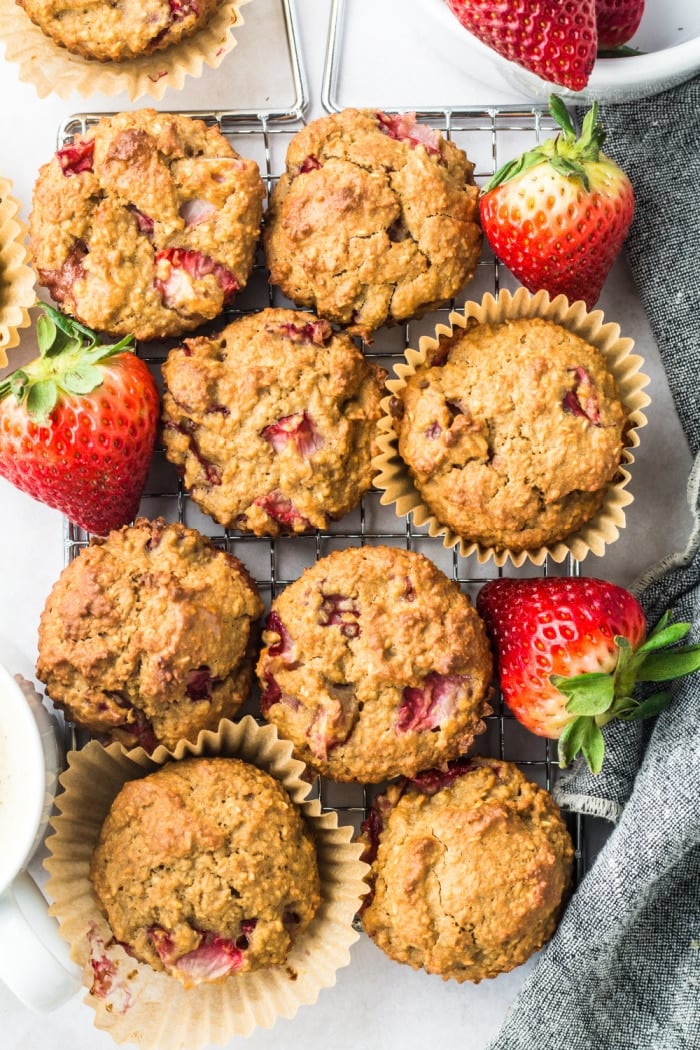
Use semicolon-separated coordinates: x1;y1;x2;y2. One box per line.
57;7;591;881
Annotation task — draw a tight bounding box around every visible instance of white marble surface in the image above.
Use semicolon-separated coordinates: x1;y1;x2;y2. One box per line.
0;1;695;1048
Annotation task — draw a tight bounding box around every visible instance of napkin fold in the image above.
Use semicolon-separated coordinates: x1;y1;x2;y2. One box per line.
487;75;700;1050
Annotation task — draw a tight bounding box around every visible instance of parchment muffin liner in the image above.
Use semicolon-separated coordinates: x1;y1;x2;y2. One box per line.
44;716;369;1049
373;287;651;568
0;176;35;368
0;0;252;101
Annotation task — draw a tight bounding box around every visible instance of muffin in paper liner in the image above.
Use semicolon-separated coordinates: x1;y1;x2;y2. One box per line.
0;0;252;101
0;176;35;368
373;287;650;568
44;716;369;1049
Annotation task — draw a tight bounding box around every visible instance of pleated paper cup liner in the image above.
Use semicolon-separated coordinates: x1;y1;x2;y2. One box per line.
44;716;369;1049
0;176;35;368
373;287;651;568
0;0;251;101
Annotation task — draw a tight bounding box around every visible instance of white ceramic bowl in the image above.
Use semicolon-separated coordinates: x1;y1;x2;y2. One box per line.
418;0;700;103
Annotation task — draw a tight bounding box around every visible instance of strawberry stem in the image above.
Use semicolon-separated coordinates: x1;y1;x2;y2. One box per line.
482;94;606;195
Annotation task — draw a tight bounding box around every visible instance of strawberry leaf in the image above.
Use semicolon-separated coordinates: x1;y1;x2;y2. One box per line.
549;154;589;188
26;378;58;421
636;644;700;681
36;312;57;356
636;620;691;653
63;365;104;395
482;149;546;193
597;45;645;58
581;720;605;774
8;370;28;400
623;691;672;721
557;715;591;768
549;94;577;140
558;715;605;773
41;302;99;348
553;671;615;715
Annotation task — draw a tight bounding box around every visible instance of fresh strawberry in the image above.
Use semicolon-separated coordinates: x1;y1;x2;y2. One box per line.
476;576;700;773
596;0;645;50
479;95;634;309
445;0;598;92
0;305;159;535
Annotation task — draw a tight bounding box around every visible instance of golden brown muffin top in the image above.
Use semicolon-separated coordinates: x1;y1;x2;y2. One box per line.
30;109;264;341
162;307;387;535
393;317;626;552
264;108;482;338
257;544;492;782
90;757;321;986
359;757;574;982
37;518;264;751
17;0;221;63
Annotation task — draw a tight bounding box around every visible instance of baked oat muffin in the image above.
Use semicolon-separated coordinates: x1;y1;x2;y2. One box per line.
16;0;221;63
162;307;387;536
89;756;321;987
29;109;264;341
263;108;482;339
391;316;627;552
36;517;264;751
359;757;574;982
256;545;492;782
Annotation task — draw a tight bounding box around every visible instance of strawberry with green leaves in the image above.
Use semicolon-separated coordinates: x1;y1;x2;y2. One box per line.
445;0;598;92
479;95;635;309
0;305;159;536
476;576;700;773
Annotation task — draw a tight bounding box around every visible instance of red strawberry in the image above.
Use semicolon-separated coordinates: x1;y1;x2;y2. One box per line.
445;0;598;92
479;95;634;309
476;576;700;772
596;0;645;50
0;305;159;535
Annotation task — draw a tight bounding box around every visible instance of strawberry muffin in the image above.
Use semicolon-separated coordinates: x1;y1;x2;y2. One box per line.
36;517;264;751
16;0;221;63
256;545;492;782
389;316;627;552
161;307;387;536
263;108;482;339
89;757;321;987
29;109;264;342
359;757;574;981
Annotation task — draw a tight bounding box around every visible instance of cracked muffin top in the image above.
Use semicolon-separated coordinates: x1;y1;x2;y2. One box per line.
359;757;574;982
263;108;482;339
256;544;492;782
17;0;221;63
391;316;627;553
29;109;264;341
36;517;264;752
89;757;321;987
161;307;387;536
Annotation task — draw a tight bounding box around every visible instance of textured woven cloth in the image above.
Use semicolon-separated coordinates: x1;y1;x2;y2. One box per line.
487;76;700;1050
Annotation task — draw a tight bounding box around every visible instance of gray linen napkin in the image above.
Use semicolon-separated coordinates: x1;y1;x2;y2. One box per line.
487;77;700;1050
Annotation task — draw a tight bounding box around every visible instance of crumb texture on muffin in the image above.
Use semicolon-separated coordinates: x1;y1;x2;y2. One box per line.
162;307;387;536
17;0;222;63
89;757;321;987
263;108;482;338
29;109;264;341
359;757;574;981
393;316;626;552
36;517;264;751
256;544;492;782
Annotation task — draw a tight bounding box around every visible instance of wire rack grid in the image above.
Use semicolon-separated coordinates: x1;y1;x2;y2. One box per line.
57;48;588;878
